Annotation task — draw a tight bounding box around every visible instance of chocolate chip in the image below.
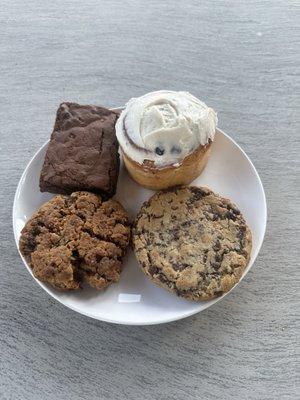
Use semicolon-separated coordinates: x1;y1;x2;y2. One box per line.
190;187;208;202
31;226;41;236
155;147;165;156
212;213;219;221
148;265;159;275
72;249;79;258
227;204;240;215
63;111;71;119
204;211;219;221
173;231;180;241
26;236;36;251
173;263;190;271
214;290;223;297
212;262;220;270
213;239;221;251
226;211;237;221
158;274;169;284
181;220;191;227
237;229;245;241
76;211;86;221
170;227;181;241
215;253;222;262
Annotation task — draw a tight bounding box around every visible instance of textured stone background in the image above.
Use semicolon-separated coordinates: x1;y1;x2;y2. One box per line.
0;1;299;399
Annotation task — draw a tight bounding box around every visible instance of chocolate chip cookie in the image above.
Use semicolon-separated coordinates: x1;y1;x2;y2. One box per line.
19;192;131;290
133;186;252;301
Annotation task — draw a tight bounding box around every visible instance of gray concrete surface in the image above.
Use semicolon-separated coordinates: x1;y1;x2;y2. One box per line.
0;1;299;399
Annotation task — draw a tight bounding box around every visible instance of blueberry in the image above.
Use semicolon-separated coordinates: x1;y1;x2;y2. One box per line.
155;147;165;156
171;146;181;154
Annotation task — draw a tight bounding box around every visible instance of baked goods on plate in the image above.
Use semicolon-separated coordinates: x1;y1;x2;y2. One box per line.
40;102;119;198
13;99;266;325
133;186;252;300
19;191;131;290
116;90;217;190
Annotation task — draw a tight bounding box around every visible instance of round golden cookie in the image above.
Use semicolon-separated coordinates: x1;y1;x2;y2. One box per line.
19;191;131;290
132;186;252;301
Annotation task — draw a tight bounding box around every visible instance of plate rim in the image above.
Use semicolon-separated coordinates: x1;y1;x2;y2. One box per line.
12;125;267;325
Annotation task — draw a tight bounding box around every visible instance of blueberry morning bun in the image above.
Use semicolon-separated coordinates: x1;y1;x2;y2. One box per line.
116;90;217;190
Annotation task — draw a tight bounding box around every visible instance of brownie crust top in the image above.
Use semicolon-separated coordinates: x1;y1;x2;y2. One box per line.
40;102;120;198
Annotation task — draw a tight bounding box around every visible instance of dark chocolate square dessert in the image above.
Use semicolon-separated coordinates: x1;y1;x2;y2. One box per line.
40;102;120;198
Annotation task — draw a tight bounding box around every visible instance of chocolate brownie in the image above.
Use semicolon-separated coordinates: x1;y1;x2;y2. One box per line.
133;186;252;301
19;192;131;290
40;102;119;198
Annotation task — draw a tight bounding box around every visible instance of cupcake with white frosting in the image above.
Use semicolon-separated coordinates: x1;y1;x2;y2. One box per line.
116;90;217;190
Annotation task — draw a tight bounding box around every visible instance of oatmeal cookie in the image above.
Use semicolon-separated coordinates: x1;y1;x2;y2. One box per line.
133;186;252;300
19;192;130;290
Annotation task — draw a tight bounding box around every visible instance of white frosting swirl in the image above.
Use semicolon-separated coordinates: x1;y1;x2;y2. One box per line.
116;90;217;167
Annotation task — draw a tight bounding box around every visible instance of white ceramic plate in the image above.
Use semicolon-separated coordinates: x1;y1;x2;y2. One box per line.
13;120;266;325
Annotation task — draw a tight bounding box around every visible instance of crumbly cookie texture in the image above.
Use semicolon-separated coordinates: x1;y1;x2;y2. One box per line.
19;192;131;290
133;186;252;301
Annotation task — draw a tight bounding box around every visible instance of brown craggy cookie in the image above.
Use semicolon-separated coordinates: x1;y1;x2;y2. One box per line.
19;192;131;290
133;186;252;301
